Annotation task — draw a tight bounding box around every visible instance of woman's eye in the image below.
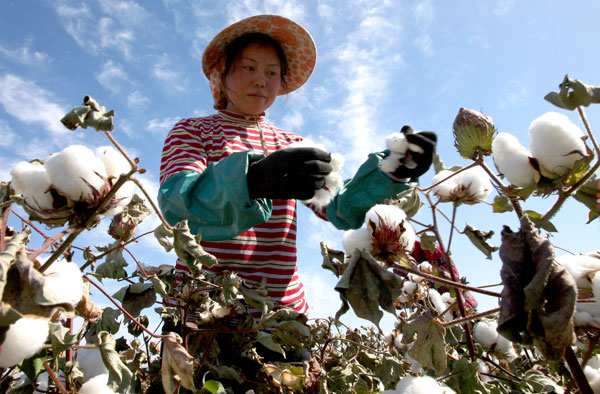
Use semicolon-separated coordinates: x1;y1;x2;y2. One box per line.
243;65;254;71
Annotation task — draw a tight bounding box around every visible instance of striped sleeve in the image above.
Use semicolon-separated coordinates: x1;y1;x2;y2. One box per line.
160;119;207;185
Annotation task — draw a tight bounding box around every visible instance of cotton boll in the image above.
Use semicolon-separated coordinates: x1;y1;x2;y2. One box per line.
330;153;345;172
325;172;344;190
496;151;537;188
418;262;432;274
441;292;455;305
529;112;587;177
473;320;499;348
429;288;447;317
393;375;457;394
583;366;600;394
574;310;600;328
10;161;53;210
460;166;492;201
403;280;418;295
0;318;49;367
477;359;492;383
44;145;107;202
556;254;600;288
95;145;131;179
495;334;517;360
79;374;115;394
383;332;394;346
431;170;459;198
288;138;327;152
342;227;372;256
365;204;407;228
77;346;109;381
393;333;405;350
101;180;136;217
492;132;528;166
587;354;600;370
44;259;84;306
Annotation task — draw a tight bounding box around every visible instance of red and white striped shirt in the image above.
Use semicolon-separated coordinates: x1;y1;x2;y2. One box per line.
159;110;313;315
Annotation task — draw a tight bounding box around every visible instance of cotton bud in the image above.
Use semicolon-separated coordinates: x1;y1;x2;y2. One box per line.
432;166;492;204
529;111;588;177
492;132;537;187
43;259;84;305
10;161;54;211
453;107;496;159
44;145;107;202
0;317;49;367
473;320;499;348
79;373;115;394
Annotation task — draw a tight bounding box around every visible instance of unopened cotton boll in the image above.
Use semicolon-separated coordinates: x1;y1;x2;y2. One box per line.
473;320;499;348
43;259;84;305
77;346;109;381
529;112;587;177
96;146;131;179
10;161;54;210
44;145;107;202
79;374;115;394
0;318;49;367
342;227;373;257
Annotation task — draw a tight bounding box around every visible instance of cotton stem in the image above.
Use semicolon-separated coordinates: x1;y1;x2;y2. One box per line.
437;307;500;328
43;359;69;394
564;346;593;394
477;158;524;219
131;177;172;230
578;106;599;155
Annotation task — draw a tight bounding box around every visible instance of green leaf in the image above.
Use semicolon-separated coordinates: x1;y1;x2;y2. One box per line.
320;242;346;277
172;220;217;276
240;279;275;314
419;233;437;253
573;174;600;223
150;276;170;302
272;320;312;348
401;311;447;372
98;331;133;393
446;357;490;394
48;322;80;354
523;210;557;233
492;195;514;213
153;223;174;252
463;223;499;260
257;331;285;356
18;348;47;386
544;74;600;110
203;379;227;394
520;369;565;393
95;242;128;279
393;187;422;218
334;251;403;327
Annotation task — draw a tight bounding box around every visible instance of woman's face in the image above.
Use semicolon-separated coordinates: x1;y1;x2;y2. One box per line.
224;42;282;116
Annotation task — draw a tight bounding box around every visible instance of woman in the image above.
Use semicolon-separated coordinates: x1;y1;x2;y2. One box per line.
158;14;436;318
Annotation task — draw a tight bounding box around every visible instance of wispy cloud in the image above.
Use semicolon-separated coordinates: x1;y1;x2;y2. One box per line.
224;0;306;24
0;119;16;147
147;116;181;136
152;56;186;93
0;74;67;139
97;60;129;93
126;90;150;109
0;39;50;66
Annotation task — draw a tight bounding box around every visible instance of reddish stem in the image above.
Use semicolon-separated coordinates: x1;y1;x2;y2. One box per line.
43;360;69;394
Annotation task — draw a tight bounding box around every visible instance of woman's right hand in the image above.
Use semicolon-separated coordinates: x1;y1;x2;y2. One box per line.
247;147;332;200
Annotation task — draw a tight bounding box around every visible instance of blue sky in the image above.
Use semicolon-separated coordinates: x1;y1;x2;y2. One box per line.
2;0;600;331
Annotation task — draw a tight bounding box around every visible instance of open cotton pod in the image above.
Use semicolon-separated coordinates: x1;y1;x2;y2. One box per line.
0;317;49;367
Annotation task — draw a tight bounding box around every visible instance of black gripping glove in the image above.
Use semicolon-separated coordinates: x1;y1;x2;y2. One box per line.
247;147;332;200
391;125;437;179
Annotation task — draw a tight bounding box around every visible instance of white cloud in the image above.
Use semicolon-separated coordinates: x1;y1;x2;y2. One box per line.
147;116;180;135
414;34;434;57
0;39;50;66
0;74;67;138
0;119;16;147
126;90;150;109
224;0;305;25
97;60;129;93
152;56;186;92
278;110;304;132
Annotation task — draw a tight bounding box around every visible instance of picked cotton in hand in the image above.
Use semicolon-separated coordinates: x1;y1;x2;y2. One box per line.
288;139;345;207
10;161;54;211
0;317;49;367
44;145;107;202
380;131;425;174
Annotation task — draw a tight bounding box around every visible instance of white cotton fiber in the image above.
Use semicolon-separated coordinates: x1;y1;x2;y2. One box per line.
96;145;131;179
492;132;528;166
77;346;109;381
529;112;587;177
101;180;136;217
10;161;54;211
583;366;600;394
79;373;115;394
342;227;372;256
393;333;405;350
44;259;84;306
431;170;459;198
428;288;447;316
44;145;107;202
385;132;409;153
0;318;49;367
387;375;456;394
460;166;493;200
330;152;345;172
556;254;600;288
365;204;407;228
403;280;418;294
383;332;394;346
473;320;499;348
495;334;517;360
497;151;537;188
380;151;405;174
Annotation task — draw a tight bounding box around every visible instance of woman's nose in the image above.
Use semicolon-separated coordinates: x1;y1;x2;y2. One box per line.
253;75;265;87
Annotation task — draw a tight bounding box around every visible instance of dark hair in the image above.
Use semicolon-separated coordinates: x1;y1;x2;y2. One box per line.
222;33;289;92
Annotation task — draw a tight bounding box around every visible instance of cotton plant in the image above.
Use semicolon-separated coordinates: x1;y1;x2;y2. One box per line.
431;166;493;204
473;319;518;361
0;317;50;368
288;138;345;207
10;144;135;225
342;203;416;266
556;253;600;327
380;375;456;394
491;132;538;188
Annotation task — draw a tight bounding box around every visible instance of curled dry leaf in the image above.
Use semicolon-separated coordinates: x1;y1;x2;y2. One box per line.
161;331;197;393
497;215;577;360
264;363;304;387
75;280;103;320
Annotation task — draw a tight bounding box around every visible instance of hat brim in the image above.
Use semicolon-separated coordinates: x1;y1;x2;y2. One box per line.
202;15;317;107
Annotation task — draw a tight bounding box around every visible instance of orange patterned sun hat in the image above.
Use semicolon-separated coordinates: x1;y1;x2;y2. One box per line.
202;15;317;109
